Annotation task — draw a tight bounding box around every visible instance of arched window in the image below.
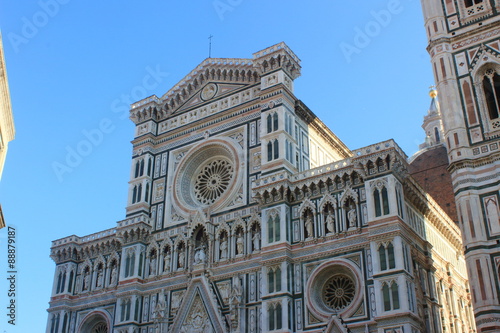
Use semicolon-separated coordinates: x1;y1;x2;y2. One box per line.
382;283;391;311
273;112;279;131
125;251;135;278
132;186;137;204
267;142;273;162
145;183;150;203
56;271;63;294
134;297;140;321
379;242;396;271
267;114;273;133
61;313;69;333
268;214;280;243
139;159;145;176
387;243;395;269
147;157;152;176
268;302;282;331
68;271;74;293
50;313;60;333
134;161;140;178
61;270;66;293
275;303;282;329
382;281;400;311
482;68;500;120
382;187;389;215
267;267;282;293
275;267;282;292
137;184;143;202
269;304;275;330
379;244;387;271
273;139;279;159
434;127;440;143
374;189;381;217
374;186;390;217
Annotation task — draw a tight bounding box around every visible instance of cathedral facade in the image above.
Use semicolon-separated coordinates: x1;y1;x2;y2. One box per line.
420;0;500;331
47;43;476;333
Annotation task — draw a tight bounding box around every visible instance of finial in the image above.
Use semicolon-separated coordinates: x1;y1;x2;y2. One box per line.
208;35;213;58
429;85;438;98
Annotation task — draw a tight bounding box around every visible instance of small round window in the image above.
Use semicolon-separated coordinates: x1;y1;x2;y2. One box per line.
306;260;362;320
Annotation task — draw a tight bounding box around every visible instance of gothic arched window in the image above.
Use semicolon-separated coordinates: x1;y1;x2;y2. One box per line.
68;271;74;293
268;302;282;331
382;281;400;311
273;139;279;159
482;68;500;120
268;213;280;243
374;186;390;217
132;186;137;204
379;242;395;271
273;112;279;131
139;159;145;176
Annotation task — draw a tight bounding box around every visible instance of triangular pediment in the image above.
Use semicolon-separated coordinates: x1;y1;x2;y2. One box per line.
130;42;301;125
469;45;500;71
172;82;249;116
323;315;349;333
170;276;228;333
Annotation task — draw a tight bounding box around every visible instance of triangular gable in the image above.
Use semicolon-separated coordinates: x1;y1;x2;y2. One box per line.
173;82;249;116
469;44;500;72
323;315;349;333
170;276;228;333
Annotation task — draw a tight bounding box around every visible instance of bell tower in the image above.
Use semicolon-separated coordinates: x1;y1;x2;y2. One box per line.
420;0;500;331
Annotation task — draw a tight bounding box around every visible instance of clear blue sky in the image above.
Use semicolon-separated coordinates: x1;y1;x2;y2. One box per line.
0;0;433;331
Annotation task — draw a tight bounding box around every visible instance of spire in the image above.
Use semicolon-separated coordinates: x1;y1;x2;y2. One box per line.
417;87;444;151
428;86;439;116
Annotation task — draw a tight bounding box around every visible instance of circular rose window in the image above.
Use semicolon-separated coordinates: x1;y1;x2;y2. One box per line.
322;274;356;311
306;259;362;320
173;139;241;213
194;159;234;205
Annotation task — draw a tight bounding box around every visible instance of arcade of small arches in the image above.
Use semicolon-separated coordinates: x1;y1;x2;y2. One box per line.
143;218;263;278
254;153;395;204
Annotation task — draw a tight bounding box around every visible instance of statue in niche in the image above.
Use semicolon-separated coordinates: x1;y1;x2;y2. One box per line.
150;255;157;276
83;270;90;291
305;215;314;238
178;249;185;269
194;245;206;264
252;229;261;251
110;265;118;286
96;268;103;288
326;213;335;234
236;233;244;255
348;204;357;228
163;251;171;273
220;235;228;259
